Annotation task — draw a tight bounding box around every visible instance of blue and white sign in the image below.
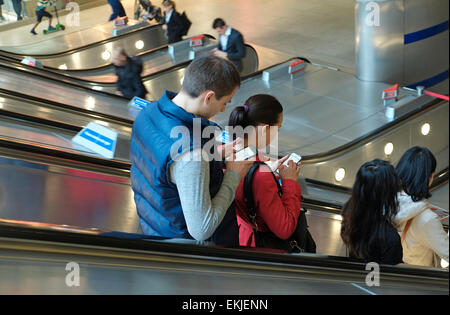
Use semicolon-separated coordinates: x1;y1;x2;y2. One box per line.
128;96;152;110
72;122;118;159
21;57;43;68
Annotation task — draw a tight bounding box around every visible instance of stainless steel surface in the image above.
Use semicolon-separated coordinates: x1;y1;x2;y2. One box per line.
355;0;449;92
213;63;399;156
0;115;131;161
67;36;217;81
355;0;404;83
0;92;132;136
26;24;166;70
0;22;164;63
0;236;447;295
0;155;136;232
0;66;137;122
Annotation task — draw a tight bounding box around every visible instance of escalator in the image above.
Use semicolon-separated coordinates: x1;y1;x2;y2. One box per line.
0;96;447;294
0;42;259;105
0;89;447;252
0;23;168;70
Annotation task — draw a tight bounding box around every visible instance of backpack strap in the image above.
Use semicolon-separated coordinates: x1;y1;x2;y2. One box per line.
401;218;413;243
243;161;282;231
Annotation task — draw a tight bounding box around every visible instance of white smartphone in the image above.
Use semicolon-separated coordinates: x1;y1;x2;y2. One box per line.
230;146;258;161
282;153;302;167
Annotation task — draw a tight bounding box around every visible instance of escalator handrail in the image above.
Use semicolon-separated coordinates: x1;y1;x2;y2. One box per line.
0;41;258;100
0;218;448;281
0;87;133;125
0;23;164;59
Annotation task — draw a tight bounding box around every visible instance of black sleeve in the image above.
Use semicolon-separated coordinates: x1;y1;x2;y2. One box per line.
171;12;185;36
380;232;403;265
227;32;246;60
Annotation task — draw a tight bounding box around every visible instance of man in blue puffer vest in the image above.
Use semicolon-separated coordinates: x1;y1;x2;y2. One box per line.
130;55;253;246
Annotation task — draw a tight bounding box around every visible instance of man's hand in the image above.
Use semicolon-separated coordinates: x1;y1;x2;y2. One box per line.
162;24;168;31
115;91;123;96
218;138;243;160
213;49;228;58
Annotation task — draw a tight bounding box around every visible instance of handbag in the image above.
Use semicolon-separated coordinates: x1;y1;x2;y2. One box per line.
243;162;317;253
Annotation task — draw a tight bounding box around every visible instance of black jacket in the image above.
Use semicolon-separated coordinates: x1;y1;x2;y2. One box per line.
164;11;184;44
219;28;246;70
115;56;147;100
348;223;403;265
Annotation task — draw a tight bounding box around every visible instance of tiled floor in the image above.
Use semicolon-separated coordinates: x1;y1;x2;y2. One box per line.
0;0;356;69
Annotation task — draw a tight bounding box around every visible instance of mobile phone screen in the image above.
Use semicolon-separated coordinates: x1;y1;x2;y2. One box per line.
233;146;257;161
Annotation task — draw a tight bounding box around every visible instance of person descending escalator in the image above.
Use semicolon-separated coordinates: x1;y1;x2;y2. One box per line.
341;159;404;265
111;47;148;100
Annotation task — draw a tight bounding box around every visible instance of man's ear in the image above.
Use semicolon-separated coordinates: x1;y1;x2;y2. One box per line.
203;90;216;105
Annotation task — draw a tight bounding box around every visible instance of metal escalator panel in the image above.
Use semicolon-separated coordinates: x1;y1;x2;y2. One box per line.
0;228;447;295
0;23;167;70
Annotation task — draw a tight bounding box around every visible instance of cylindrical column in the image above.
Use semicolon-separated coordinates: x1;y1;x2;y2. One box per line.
355;0;405;83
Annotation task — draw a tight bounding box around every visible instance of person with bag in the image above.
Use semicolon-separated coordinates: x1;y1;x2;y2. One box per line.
394;146;449;267
130;55;253;247
161;0;187;43
341;159;403;265
229;94;315;253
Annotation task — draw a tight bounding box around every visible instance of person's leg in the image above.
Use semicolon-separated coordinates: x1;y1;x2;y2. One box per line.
108;0;121;21
0;1;4;22
12;0;22;20
30;14;41;35
117;0;127;17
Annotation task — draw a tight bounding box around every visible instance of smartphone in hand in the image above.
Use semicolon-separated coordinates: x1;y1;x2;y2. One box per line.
228;146;257;161
282;153;302;167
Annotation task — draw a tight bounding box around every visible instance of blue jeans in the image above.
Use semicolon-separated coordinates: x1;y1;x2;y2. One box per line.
12;0;22;18
108;0;126;21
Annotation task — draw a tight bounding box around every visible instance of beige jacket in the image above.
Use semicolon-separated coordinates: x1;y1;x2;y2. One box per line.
394;192;449;267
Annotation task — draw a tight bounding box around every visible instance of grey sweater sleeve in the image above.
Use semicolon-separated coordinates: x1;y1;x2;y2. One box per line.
169;148;241;241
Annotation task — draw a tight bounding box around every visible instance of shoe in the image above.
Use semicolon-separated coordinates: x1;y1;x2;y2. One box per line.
30;29;37;35
18;16;23;21
48;26;56;31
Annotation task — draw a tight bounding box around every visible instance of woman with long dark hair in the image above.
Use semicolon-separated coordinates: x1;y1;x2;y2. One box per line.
341;159;403;264
394;147;448;267
229;94;303;249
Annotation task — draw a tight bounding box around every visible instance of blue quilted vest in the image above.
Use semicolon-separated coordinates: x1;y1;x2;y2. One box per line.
130;91;239;246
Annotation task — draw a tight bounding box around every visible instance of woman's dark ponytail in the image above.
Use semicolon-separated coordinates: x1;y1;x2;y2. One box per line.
228;94;283;129
228;105;252;129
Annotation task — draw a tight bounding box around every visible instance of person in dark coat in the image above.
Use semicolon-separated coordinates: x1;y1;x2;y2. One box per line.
161;0;184;44
212;18;246;72
341;159;404;265
112;47;147;100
